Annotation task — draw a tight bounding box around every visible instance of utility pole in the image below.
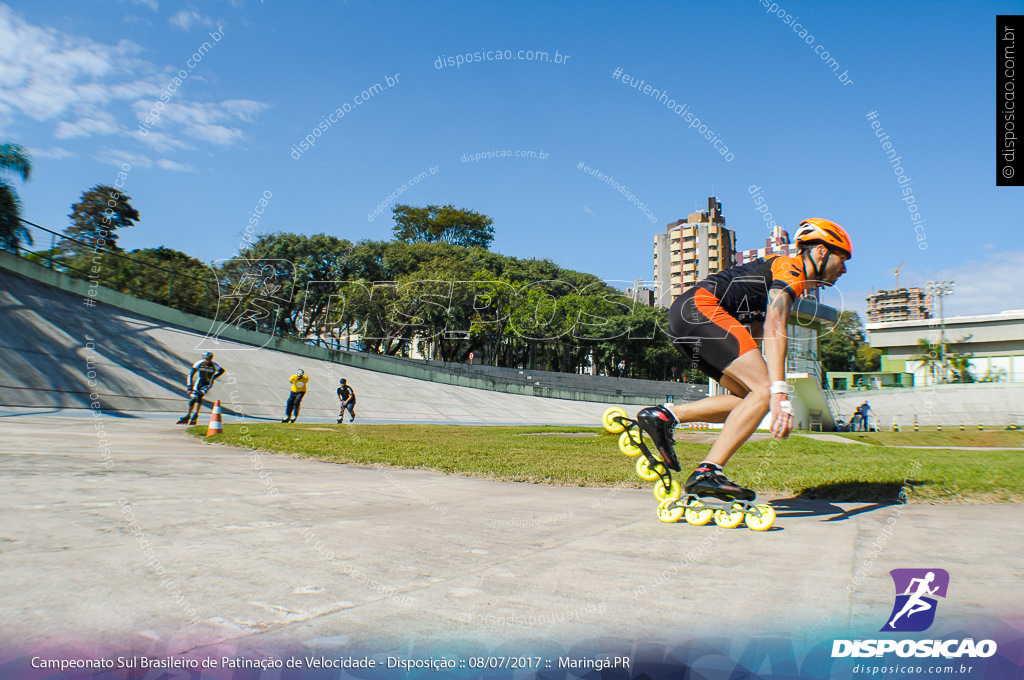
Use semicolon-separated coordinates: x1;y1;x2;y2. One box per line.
926;280;955;384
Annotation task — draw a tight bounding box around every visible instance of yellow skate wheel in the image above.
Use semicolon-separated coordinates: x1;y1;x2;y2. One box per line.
602;406;628;433
635;456;663;482
745;504;776;531
618;431;643;457
657;499;684;523
714;502;746;529
653;478;682;503
683;500;714;526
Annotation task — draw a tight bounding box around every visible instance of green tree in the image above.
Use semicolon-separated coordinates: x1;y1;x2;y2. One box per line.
118;247;218;315
62;184;139;260
0;143;32;252
855;344;882;372
819;311;866;374
392;204;495;249
222;232;356;338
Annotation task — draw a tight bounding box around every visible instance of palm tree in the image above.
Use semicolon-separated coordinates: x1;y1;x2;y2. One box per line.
945;352;975;384
911;338;943;385
0;143;32;252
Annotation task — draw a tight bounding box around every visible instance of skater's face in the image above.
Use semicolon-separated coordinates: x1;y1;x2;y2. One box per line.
810;245;848;287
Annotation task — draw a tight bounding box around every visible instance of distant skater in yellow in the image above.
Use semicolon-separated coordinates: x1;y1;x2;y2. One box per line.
283;369;308;423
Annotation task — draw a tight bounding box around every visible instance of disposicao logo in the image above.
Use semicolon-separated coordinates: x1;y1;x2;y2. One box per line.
882;568;949;632
831;568;998;659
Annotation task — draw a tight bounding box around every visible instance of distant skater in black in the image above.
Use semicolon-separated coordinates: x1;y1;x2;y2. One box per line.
337;378;357;423
177;352;225;425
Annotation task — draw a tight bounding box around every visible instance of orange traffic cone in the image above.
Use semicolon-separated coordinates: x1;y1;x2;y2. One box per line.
206;400;224;436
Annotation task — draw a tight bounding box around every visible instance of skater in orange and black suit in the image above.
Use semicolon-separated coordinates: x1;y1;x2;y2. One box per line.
635;219;852;501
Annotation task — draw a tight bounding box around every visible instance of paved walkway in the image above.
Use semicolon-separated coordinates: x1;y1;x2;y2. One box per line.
1;413;1021;658
796;432;1024;450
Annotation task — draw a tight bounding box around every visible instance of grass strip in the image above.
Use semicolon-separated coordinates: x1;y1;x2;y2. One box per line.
191;424;1024;503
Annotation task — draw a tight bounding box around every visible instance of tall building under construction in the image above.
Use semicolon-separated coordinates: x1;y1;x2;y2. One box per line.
865;287;933;323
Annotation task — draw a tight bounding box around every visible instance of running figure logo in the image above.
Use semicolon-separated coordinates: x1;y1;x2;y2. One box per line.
881;568;950;632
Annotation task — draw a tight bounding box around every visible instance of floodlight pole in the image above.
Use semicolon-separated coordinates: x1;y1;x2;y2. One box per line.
927;280;955;384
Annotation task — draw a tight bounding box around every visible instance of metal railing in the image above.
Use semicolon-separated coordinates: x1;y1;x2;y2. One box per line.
13;217;224;320
807;360;841;425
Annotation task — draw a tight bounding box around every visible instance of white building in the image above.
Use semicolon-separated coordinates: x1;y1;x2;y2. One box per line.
867;309;1024;385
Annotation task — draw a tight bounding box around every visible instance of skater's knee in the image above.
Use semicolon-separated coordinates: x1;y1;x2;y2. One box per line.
747;383;771;409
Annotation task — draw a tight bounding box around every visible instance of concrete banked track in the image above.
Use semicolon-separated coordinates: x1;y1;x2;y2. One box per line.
1;265;1023;662
0;269;614;424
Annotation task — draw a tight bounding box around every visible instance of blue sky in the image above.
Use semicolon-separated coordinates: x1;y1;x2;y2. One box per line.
1;0;1022;319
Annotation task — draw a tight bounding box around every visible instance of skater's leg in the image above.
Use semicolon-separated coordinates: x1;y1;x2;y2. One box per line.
294;392;304;419
701;351;771;467
668;393;743;424
186;395;199;418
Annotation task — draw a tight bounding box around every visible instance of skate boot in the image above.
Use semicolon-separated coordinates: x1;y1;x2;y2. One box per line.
636;405;680;471
176;416;190;425
188;417;198;426
281;417;290;423
684;464;756;502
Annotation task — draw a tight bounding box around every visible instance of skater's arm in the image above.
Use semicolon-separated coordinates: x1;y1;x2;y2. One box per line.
763;289;791;383
764;289;793;439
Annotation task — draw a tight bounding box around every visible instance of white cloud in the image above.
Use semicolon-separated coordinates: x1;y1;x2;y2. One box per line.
30;146;77;159
93;149;195;173
134;129;194;153
930;250;1024;317
93;149;154;168
169;8;214;31
0;6;264;157
138;99;268;146
582;205;595;215
55;115;120;139
0;7;146;125
156;158;196;172
120;0;159;10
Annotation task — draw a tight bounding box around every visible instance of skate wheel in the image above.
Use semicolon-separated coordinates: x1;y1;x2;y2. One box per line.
657;499;684;523
714;502;745;529
653;478;682;503
635;456;663;482
683;500;714;526
618;431;643;457
745;504;776;531
602;406;628;434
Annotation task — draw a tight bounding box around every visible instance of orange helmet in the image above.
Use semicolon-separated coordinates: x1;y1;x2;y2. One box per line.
794;218;852;259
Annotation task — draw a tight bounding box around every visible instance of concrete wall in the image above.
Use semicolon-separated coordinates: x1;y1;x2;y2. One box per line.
0;251;703;406
833;383;1024;427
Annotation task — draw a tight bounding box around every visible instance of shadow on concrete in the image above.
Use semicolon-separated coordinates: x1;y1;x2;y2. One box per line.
770;495;910;521
792;480;927;504
2;272;192;411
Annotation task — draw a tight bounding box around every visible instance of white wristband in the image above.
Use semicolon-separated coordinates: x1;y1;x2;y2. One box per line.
770;381;789;395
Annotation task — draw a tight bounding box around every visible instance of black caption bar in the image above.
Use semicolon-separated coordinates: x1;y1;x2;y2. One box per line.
998;15;1023;186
